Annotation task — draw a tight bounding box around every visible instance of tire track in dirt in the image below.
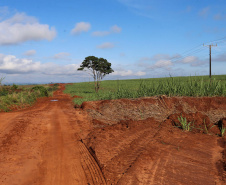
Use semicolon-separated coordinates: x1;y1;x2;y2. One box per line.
114;124;220;185
0;101;51;152
79;142;106;185
84;96;225;185
0;84;106;185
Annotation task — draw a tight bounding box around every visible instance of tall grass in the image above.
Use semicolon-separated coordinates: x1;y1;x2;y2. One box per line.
64;75;226;105
0;85;56;112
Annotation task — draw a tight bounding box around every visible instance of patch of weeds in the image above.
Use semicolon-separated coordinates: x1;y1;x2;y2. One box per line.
139;109;144;120
176;115;193;131
220;125;225;137
203;118;216;134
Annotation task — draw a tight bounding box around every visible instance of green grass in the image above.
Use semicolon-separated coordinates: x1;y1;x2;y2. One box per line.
176;115;193;131
0;84;57;112
64;75;226;105
220;125;225;137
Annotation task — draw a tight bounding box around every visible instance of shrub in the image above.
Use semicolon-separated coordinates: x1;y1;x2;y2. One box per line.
0;87;9;96
31;86;48;97
11;84;18;90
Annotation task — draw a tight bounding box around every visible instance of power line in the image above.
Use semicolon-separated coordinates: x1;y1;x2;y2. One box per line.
171;47;206;63
205;36;226;45
171;36;226;64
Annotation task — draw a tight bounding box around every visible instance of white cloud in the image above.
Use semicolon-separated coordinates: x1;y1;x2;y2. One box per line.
175;56;207;67
139;53;208;69
113;70;133;76
52;52;71;60
139;54;179;63
24;50;36;56
92;25;121;37
0;54;41;74
190;60;207;67
135;71;146;76
112;70;146;77
41;63;80;75
97;42;115;49
138;54;176;70
71;22;91;35
0;13;56;45
181;56;197;63
152;60;173;69
110;25;122;33
0;53;83;77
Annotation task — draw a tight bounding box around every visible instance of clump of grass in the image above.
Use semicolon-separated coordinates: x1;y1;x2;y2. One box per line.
220;125;225;137
202;118;216;134
176;115;193;131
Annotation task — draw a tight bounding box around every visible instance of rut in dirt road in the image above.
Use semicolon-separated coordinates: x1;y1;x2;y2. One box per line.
0;84;106;185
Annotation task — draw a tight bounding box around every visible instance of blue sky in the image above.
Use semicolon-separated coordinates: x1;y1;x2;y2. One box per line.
0;0;225;84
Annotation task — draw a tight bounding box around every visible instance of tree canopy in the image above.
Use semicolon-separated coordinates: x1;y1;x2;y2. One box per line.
78;56;114;92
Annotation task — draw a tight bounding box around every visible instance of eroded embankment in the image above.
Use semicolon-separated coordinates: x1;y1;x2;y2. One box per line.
80;96;226;185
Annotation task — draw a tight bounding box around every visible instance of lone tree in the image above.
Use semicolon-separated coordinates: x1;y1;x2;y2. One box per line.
78;56;114;92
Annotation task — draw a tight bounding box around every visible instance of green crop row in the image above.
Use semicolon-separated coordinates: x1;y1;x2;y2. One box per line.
64;75;226;106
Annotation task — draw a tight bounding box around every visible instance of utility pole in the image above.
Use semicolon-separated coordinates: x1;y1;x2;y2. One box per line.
203;43;217;79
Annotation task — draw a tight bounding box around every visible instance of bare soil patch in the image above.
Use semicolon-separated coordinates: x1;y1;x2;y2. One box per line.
81;96;226;184
0;84;106;185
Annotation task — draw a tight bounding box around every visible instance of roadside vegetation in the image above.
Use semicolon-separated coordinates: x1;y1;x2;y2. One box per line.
176;115;193;131
64;75;226;106
0;83;58;112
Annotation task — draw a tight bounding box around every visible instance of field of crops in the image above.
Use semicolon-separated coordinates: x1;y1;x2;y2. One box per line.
64;75;226;105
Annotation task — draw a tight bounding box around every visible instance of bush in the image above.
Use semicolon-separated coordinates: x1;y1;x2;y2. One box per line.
31;86;48;97
0;88;9;96
11;84;18;90
48;83;59;92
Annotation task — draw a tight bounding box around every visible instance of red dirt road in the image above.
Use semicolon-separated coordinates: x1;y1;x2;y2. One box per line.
0;84;106;185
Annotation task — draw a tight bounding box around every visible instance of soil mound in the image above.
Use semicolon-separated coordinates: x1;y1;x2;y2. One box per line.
82;96;226;184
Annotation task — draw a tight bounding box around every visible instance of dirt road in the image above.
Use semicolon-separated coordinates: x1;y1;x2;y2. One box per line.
0;84;106;185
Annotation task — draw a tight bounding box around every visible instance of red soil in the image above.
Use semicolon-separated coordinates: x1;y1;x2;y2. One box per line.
0;84;105;185
81;96;226;184
0;85;225;184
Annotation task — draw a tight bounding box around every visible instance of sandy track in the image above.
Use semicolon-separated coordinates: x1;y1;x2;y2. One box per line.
0;84;106;185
